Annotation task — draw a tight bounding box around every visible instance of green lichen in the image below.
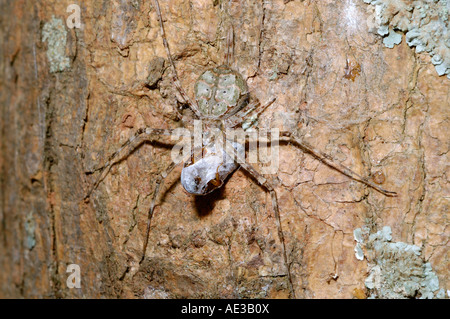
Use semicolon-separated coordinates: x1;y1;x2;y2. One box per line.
364;0;450;79
25;212;36;250
42;16;71;73
383;28;402;48
354;226;445;299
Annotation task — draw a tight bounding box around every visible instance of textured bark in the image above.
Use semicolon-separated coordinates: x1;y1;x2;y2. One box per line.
0;0;448;298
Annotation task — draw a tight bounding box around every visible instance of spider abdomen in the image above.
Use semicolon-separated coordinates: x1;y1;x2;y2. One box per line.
194;65;249;118
180;141;244;195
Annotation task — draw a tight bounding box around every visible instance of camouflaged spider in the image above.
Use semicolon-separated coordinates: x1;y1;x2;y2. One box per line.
85;0;397;298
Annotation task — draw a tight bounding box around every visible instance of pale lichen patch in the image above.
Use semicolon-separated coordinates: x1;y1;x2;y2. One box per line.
354;226;445;299
25;212;36;250
364;0;450;79
42;16;71;73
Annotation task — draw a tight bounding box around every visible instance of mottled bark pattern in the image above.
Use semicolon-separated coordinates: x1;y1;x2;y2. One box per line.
0;0;448;298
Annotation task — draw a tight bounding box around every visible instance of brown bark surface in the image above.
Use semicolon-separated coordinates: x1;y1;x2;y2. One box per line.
0;0;448;298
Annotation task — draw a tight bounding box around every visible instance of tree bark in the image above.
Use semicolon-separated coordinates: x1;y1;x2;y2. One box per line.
0;0;448;298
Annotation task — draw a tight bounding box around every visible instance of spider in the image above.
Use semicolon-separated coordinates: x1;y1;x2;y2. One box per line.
85;0;397;298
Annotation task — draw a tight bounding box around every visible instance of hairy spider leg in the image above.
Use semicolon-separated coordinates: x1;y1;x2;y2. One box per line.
85;127;176;200
225;25;234;67
141;159;179;262
224;97;276;128
280;131;397;196
141;141;208;262
248;130;397;197
153;0;202;118
223;138;296;299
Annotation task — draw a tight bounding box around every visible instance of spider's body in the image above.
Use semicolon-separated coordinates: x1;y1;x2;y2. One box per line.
181;137;244;195
181;65;250;195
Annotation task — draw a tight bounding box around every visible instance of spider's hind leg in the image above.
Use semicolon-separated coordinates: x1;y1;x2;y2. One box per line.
141;142;204;262
223;139;297;299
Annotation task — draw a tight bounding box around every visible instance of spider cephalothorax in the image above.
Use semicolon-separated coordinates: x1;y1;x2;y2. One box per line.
194;65;249;118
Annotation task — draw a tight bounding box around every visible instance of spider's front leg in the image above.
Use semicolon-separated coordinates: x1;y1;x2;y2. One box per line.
224;97;276;129
223;139;297;299
152;0;202;119
84;127;175;200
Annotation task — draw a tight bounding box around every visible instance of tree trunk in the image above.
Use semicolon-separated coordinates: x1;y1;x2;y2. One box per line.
0;0;448;299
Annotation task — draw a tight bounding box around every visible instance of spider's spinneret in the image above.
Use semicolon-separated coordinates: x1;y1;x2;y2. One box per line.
194;65;249;118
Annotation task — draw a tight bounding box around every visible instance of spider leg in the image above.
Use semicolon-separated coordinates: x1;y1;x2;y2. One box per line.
152;0;202;118
225;25;234;67
280;131;397;196
141;159;179;262
141;142;205;262
223;100;259;125
223;138;296;299
253;130;397;197
85;127;175;200
224;97;276;128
